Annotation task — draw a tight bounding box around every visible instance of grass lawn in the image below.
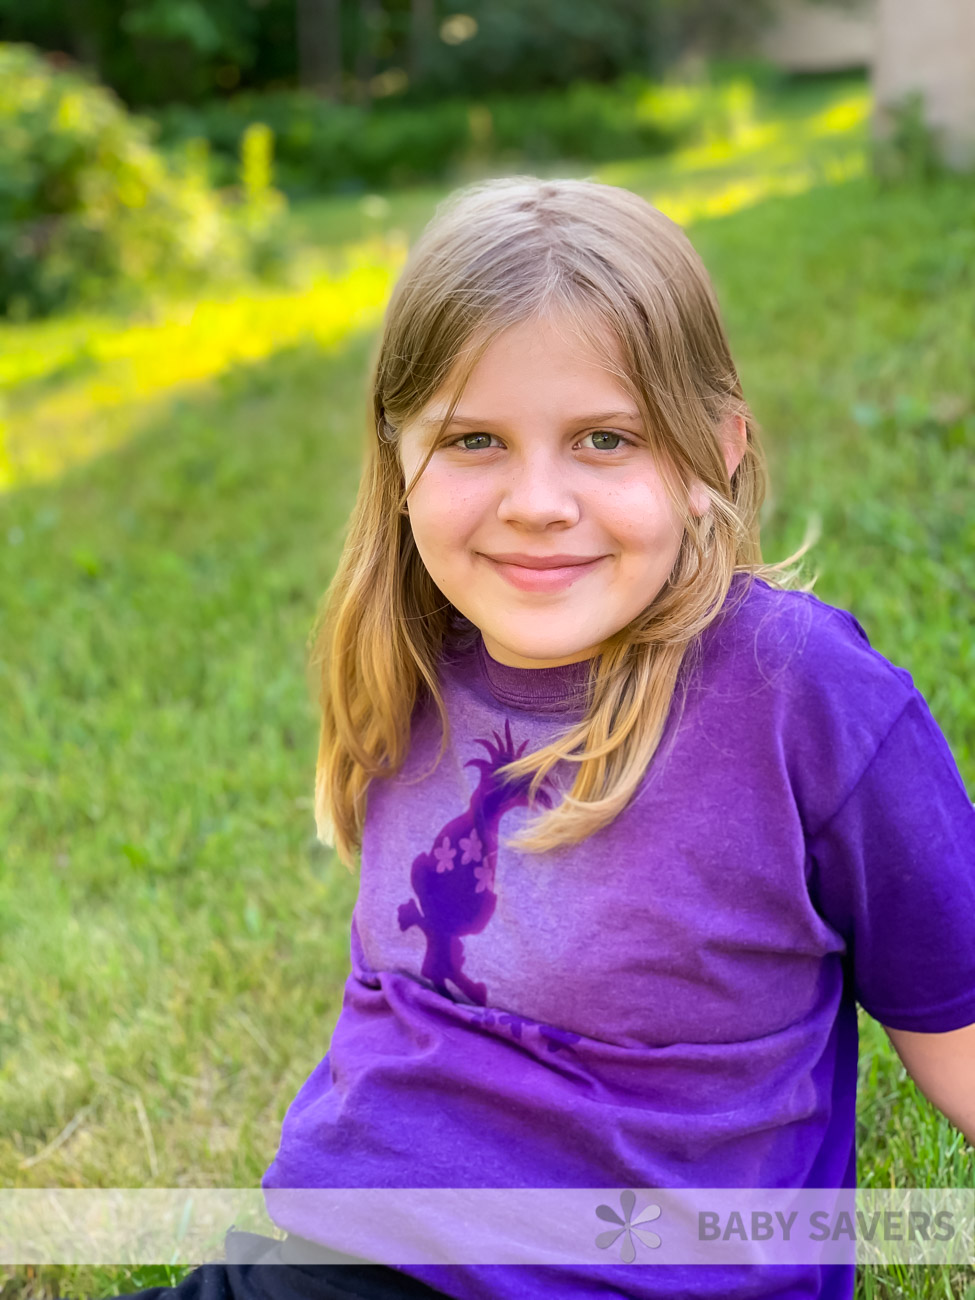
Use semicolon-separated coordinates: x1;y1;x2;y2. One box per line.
1;75;973;1299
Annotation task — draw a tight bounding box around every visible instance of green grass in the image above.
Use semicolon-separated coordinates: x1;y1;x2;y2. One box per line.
1;74;974;1299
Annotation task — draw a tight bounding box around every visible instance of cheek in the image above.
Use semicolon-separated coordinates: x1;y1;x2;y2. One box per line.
413;473;485;532
599;479;686;545
410;487;477;558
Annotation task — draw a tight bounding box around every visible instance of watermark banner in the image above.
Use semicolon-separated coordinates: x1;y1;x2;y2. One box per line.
1;1188;972;1267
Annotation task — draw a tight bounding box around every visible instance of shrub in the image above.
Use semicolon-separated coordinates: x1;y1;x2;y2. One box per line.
0;43;288;319
147;74;758;200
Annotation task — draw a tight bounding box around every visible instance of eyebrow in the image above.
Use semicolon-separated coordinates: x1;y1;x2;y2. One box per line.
420;409;644;427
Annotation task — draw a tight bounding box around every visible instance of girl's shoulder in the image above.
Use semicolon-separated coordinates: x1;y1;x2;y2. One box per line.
711;572;917;708
705;574;942;835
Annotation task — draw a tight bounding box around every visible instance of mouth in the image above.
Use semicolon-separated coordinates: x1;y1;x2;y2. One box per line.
480;554;607;592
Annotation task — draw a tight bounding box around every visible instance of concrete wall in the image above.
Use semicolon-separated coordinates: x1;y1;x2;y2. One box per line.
754;0;975;171
757;0;876;72
872;0;975;169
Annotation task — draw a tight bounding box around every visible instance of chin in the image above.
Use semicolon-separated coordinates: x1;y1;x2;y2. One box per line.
489;638;598;668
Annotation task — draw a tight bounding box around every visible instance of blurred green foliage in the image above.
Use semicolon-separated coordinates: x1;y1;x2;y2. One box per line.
0;0;778;108
0;42;289;319
0;0;288;106
871;89;956;188
149;73;769;199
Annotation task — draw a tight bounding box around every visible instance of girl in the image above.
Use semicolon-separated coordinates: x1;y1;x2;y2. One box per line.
129;177;975;1300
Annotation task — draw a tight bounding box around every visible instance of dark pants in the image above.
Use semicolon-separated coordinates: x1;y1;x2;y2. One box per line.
116;1231;450;1300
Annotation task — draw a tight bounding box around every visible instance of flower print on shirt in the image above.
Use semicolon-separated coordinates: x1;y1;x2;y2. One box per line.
460;826;483;864
473;863;494;893
433;836;456;873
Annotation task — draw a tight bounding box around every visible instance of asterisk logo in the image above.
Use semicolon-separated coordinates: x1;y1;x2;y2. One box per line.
595;1190;662;1263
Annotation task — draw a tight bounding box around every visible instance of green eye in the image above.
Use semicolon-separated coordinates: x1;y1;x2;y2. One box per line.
452;433;494;451
588;431;628;451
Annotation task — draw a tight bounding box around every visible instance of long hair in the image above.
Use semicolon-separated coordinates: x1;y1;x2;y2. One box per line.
312;176;818;870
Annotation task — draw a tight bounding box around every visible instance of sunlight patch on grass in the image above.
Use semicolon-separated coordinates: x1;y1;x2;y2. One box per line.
0;234;408;491
602;148;866;228
598;86;870;229
658;166;812;225
667;90;868;175
672;120;786;170
808;92;871;138
0;81;875;498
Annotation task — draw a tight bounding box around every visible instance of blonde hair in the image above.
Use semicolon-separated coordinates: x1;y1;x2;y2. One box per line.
312;175;818;870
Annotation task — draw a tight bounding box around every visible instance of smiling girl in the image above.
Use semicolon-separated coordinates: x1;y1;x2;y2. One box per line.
118;176;974;1300
257;175;975;1298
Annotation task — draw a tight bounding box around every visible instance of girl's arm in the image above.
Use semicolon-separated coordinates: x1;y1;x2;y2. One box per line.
883;1021;975;1147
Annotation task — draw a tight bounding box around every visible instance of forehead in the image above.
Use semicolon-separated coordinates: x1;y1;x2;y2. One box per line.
419;312;634;423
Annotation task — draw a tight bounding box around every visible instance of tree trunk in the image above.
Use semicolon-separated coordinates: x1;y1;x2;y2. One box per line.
297;0;343;101
354;0;383;105
873;0;975;170
409;0;435;86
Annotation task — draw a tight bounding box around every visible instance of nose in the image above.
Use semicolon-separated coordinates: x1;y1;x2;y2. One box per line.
496;451;583;528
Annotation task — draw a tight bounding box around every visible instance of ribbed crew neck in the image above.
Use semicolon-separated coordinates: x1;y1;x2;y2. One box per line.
474;636;594;713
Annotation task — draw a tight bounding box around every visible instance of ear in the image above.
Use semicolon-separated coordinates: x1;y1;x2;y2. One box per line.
688;414;747;517
722;413;748;481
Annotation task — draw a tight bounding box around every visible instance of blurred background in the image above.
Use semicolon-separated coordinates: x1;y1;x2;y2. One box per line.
1;2;973;1297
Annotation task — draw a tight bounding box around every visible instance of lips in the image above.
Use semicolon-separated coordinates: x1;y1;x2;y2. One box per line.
485;554;604;570
482;554;606;592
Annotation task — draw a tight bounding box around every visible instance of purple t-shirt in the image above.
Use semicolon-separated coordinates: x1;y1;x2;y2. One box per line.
263;573;975;1298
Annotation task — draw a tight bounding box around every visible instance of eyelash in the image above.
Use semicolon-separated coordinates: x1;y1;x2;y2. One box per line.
445;430;638;454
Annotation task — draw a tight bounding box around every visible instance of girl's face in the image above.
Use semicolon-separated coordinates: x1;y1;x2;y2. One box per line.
399;312;744;669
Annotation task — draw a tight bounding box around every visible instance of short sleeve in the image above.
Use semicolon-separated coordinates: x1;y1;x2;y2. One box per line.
806;690;975;1033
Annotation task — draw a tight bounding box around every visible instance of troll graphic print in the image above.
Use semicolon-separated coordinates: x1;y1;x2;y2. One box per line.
397;718;557;1005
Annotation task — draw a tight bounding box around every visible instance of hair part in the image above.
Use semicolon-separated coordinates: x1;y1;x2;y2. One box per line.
310;175;818;870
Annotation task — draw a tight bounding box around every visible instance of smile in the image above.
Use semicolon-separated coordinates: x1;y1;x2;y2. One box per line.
481;555;606;592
